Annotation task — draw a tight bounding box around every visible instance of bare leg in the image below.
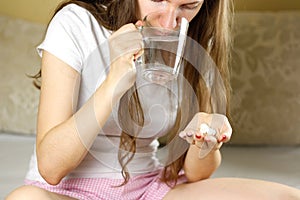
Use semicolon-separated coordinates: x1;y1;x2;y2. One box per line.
6;185;77;200
163;178;300;200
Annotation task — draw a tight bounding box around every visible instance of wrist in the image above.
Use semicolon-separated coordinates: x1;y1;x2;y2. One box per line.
100;75;126;105
104;63;136;102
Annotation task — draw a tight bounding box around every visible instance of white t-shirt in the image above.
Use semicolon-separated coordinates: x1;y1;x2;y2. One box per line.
26;4;179;182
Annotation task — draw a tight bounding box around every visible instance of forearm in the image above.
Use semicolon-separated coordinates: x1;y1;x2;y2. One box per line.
183;145;221;182
37;78;118;185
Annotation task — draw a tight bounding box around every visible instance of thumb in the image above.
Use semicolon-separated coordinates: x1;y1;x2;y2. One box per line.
135;20;144;28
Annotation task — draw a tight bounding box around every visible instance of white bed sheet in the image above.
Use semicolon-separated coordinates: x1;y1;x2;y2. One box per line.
1;133;299;199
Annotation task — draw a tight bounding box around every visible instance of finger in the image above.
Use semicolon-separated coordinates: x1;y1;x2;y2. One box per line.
116;23;139;35
186;131;195;144
133;48;144;60
217;125;232;143
194;131;204;147
218;134;229;143
194;132;203;140
110;38;143;62
198;136;218;159
179;130;195;144
206;114;232;143
135;20;144;28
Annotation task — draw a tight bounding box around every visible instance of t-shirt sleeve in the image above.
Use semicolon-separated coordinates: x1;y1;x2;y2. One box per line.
37;5;96;73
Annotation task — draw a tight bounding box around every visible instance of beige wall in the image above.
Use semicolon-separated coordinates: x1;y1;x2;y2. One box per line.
0;0;300;24
234;0;300;11
0;0;62;24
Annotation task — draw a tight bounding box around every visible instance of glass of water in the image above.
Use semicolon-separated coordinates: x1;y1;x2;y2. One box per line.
135;12;189;85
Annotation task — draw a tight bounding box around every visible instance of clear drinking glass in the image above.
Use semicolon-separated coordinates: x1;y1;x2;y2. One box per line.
135;12;189;85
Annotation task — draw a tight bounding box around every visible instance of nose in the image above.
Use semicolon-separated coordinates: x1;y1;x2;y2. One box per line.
158;11;179;30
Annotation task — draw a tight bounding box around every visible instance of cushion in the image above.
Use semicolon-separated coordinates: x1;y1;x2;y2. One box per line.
0;15;44;135
230;12;300;145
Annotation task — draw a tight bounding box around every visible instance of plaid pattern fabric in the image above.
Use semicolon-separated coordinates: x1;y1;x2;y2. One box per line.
25;170;187;200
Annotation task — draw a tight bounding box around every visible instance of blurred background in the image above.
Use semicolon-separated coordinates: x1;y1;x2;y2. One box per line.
1;0;299;145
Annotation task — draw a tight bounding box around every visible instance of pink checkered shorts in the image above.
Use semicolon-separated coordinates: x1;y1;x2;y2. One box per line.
25;170;187;200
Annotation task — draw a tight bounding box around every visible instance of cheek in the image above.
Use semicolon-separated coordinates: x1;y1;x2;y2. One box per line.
183;1;203;22
186;8;202;22
137;0;152;20
186;13;198;22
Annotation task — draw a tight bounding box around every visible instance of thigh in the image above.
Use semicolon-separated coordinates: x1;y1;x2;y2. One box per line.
6;185;77;200
163;177;300;200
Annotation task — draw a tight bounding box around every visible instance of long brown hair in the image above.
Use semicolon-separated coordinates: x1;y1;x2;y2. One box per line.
34;0;233;186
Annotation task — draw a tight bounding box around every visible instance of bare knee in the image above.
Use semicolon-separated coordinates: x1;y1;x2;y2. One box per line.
278;186;300;200
164;178;300;200
6;185;52;200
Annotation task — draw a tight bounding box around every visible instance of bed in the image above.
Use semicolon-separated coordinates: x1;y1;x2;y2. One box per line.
1;10;300;199
1;133;300;199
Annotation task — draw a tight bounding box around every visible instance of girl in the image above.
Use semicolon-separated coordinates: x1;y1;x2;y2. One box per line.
7;0;300;199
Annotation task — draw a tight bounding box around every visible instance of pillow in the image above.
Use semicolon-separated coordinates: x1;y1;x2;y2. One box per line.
230;12;300;145
0;15;45;135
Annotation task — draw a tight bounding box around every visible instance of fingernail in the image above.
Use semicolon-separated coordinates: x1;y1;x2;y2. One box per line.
179;131;186;138
186;131;193;137
218;135;227;142
195;134;202;139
